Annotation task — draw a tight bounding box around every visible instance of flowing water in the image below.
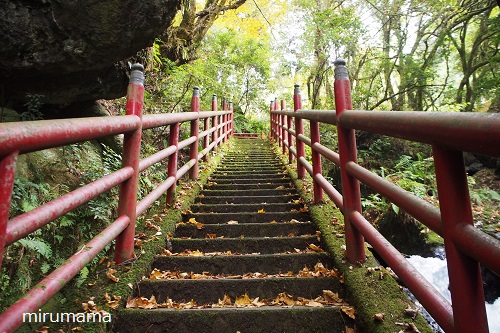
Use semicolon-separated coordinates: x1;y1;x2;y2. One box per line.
407;253;500;332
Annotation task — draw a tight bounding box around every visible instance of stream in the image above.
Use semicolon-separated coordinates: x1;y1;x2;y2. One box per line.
406;251;500;332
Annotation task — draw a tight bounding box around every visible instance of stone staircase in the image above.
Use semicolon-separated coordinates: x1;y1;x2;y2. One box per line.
113;138;350;333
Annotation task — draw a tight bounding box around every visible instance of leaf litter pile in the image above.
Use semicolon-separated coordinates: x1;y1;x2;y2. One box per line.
126;290;354;317
125;261;354;316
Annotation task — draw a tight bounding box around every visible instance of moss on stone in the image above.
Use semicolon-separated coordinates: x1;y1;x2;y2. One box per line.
273;144;434;333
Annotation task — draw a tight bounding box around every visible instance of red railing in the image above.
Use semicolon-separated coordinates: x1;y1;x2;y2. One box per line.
0;64;233;332
270;59;500;333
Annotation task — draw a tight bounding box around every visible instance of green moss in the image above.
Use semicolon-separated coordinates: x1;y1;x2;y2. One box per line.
272;143;434;333
13;139;234;333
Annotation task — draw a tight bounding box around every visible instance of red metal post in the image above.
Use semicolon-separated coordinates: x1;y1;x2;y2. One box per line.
294;84;306;179
203;110;210;161
281;100;287;155
229;101;234;137
166;122;180;205
310;119;323;203
212;94;218;151
334;59;365;263
287;102;294;164
0;151;18;270
189;87;200;180
433;145;488;333
270;100;275;141
114;63;145;264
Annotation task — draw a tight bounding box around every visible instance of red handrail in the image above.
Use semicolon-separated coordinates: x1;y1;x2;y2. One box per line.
270;59;500;333
0;64;234;332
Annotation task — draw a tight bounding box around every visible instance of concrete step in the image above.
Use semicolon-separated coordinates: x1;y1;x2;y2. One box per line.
170;235;321;254
175;221;316;238
207;177;291;185
135;277;341;304
182;211;310;224
190;202;303;213
152;253;333;275
113;306;346;333
199;188;296;197
196;194;300;204
205;183;294;190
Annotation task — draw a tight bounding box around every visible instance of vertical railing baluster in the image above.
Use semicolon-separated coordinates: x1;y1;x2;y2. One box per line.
189;87;200;180
114;63;145;264
294;84;306;179
310;118;323;203
334;59;365;263
270;100;275;141
203;110;210;162
281;100;287;155
433;146;488;333
287;102;294;164
0;151;19;270
229;101;234;137
212;94;218;151
166;122;180;205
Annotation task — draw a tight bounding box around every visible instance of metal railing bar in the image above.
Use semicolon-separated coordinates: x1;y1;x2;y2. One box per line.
0;116;140;155
5;166;134;246
349;211;454;333
345;161;443;236
0;215;130;333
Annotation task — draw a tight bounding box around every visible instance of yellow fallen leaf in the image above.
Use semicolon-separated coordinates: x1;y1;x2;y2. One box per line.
150;268;163;280
309;244;324;252
219;294;232;306
235;293;252;307
188;217;197;224
305;300;323;307
106;268;120;283
258;209;265;213
342;306;356;319
323;290;343;303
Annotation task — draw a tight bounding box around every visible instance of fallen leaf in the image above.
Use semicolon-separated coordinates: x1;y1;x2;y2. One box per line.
305;300;323;307
150;268;163;280
373;313;385;321
323;290;343;303
106;268;119;283
188;217;197;224
258;209;265;213
399;323;421;333
227;220;239;224
308;244;324;252
404;305;419;319
274;292;295;306
196;222;204;230
219;294;232;306
35;326;49;333
235;293;252;307
341;306;356;319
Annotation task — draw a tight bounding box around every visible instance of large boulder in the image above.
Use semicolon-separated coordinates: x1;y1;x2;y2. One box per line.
0;0;180;106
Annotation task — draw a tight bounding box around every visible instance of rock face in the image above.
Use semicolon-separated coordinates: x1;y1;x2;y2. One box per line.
0;0;180;106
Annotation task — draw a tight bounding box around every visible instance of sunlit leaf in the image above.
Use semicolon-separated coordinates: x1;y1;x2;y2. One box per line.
341;306;356;319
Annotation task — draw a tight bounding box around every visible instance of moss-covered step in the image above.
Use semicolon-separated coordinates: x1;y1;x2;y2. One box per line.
112;306;348;333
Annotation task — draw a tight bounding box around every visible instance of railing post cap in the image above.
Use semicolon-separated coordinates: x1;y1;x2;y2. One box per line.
334;59;348;79
294;84;301;94
193;86;200;96
130;63;144;84
334;58;346;67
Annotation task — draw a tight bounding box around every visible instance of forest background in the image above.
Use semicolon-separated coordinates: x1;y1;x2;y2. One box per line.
1;0;499;316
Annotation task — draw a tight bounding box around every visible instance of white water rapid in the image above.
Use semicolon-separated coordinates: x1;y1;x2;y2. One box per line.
407;255;500;332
